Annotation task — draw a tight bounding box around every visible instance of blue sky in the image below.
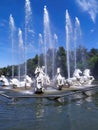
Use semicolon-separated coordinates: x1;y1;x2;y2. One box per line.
0;0;98;67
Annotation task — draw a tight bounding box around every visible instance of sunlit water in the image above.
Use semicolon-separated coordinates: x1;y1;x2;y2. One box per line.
0;85;98;130
9;14;15;78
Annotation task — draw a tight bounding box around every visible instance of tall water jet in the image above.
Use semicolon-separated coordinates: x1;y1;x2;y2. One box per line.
18;28;24;81
25;0;33;77
43;5;52;75
52;34;58;79
38;33;43;66
65;10;73;78
54;34;58;48
9;14;15;78
74;17;82;69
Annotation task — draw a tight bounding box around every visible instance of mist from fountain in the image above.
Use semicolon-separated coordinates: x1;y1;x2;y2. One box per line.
43;5;52;75
74;17;82;69
24;0;33;77
9;14;15;79
65;10;73;78
18;28;24;81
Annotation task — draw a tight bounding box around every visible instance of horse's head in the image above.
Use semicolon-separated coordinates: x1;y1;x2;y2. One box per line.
73;69;82;77
35;66;40;74
0;75;5;81
57;68;61;74
83;69;90;76
77;69;82;74
25;75;32;83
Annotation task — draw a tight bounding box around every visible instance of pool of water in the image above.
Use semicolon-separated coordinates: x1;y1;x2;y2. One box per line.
0;86;98;130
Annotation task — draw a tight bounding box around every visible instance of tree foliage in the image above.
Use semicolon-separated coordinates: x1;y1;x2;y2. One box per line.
0;46;98;79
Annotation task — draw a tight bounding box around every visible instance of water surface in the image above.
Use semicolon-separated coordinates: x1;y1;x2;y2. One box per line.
0;86;98;130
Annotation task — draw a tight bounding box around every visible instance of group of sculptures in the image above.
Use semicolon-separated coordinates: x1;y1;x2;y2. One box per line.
0;66;94;94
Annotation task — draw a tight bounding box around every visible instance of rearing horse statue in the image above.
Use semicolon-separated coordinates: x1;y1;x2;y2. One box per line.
66;69;82;86
80;69;94;85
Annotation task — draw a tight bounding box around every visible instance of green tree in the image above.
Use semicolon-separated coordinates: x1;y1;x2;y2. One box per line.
89;55;98;76
27;54;38;76
56;46;67;77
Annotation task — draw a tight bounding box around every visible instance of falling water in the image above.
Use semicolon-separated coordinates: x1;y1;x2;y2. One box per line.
43;5;52;75
9;14;15;78
38;33;43;66
25;0;32;77
74;17;82;69
65;10;73;78
18;28;24;81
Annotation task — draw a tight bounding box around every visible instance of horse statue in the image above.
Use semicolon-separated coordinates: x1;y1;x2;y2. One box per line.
73;69;82;79
66;69;82;86
80;69;94;85
10;78;21;88
0;75;9;86
10;75;33;88
24;75;33;88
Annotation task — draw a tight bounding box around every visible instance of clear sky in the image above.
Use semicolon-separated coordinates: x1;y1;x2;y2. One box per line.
0;0;98;68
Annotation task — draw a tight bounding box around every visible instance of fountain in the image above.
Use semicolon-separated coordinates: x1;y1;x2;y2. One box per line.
52;34;58;80
65;10;73;78
6;27;33;89
7;0;34;89
0;2;96;99
24;0;33;78
38;33;43;66
74;17;82;69
43;5;53;75
18;28;24;81
9;14;15;78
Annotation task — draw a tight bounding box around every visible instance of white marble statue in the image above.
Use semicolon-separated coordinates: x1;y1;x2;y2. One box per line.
10;75;33;88
80;69;94;85
34;66;50;93
66;69;82;86
55;68;65;90
66;68;94;87
0;75;9;86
